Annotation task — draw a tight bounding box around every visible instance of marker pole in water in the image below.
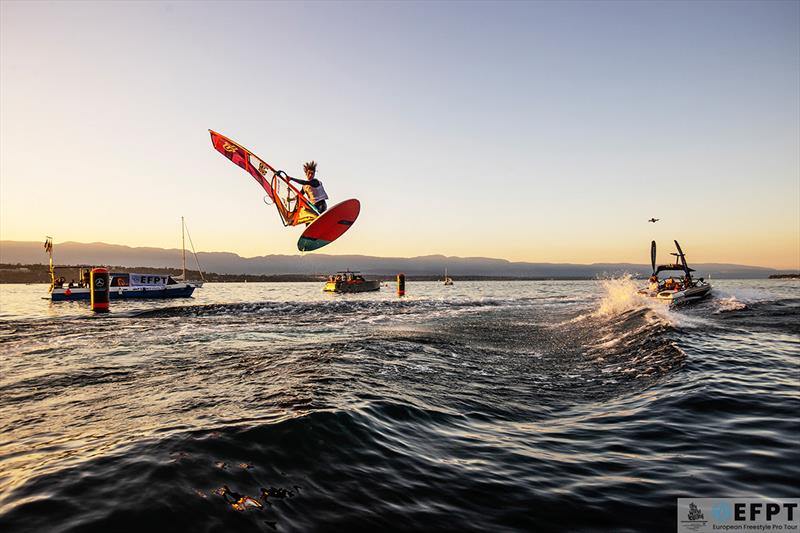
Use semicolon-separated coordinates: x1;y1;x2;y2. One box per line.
397;273;405;297
90;268;110;313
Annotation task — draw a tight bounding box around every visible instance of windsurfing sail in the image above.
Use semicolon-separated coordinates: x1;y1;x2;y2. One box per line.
209;130;319;226
673;240;693;281
650;240;657;275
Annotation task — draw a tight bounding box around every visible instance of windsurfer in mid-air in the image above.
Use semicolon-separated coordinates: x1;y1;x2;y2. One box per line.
210;130;360;251
289;161;328;215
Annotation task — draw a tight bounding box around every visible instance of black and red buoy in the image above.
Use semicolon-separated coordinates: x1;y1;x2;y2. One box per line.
90;268;110;313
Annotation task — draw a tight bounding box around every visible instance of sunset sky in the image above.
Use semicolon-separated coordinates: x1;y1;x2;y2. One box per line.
1;1;798;268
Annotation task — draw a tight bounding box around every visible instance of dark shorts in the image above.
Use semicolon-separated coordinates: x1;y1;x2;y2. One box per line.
315;200;327;214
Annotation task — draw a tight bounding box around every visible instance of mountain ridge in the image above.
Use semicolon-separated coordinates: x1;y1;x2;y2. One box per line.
0;240;781;279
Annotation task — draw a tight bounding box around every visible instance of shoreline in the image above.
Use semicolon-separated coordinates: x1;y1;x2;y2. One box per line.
2;263;794;284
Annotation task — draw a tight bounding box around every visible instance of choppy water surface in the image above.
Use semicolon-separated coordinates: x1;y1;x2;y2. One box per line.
0;280;798;532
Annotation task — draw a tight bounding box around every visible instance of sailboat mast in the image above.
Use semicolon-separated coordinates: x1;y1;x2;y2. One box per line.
181;216;186;279
45;236;55;291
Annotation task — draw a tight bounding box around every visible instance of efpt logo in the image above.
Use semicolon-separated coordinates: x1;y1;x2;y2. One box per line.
726;500;798;522
677;498;799;533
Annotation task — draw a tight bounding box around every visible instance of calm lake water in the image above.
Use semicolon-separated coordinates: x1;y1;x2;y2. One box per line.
0;280;798;532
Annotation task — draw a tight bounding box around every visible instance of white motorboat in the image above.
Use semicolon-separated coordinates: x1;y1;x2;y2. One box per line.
639;240;712;304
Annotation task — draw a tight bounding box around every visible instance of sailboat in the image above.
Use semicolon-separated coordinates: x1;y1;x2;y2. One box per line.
443;267;454;286
177;216;206;288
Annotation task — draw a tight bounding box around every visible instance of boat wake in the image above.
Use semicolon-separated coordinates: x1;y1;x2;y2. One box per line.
595;275;670;319
713;296;748;313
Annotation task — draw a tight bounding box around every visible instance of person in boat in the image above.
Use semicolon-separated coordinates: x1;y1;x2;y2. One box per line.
648;275;659;292
289;161;328;215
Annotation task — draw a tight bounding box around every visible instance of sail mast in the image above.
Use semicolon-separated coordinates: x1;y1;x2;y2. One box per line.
45;236;54;291
181;216;186;280
183;220;206;282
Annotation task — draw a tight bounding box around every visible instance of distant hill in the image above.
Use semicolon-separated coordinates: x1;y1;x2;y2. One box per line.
0;240;779;279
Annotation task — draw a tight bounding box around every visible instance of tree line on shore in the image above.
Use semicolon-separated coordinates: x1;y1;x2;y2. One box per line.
0;263;595;283
0;263;322;283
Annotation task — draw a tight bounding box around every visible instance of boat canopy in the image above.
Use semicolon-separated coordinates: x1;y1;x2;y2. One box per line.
655;264;695;275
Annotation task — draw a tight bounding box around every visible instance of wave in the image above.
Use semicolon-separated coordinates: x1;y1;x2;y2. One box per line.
132;298;506;319
2;280;797;532
713;296;748;313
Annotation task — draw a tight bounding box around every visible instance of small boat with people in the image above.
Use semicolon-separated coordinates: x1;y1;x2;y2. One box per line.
638;240;711;304
50;268;198;301
323;270;380;293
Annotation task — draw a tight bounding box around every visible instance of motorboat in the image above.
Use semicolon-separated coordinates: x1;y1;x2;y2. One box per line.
44;237;198;301
638;240;712;304
50;269;196;301
323;270;380;293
